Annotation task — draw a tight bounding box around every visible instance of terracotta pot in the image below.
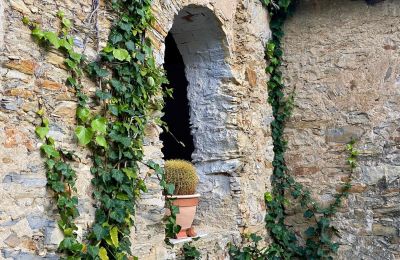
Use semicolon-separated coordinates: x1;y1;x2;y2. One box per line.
166;193;200;239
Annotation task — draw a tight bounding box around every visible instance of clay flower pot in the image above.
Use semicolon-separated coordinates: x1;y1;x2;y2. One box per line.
167;193;200;239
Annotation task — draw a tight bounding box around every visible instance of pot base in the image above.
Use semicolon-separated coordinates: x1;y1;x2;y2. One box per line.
176;227;197;239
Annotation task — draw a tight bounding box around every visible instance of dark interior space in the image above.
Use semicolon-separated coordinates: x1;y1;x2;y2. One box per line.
160;33;194;161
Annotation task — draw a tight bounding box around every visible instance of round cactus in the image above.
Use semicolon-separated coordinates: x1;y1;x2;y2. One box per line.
165;160;199;195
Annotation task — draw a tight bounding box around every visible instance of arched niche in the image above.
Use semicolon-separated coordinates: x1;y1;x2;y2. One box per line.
162;5;238;171
161;5;242;233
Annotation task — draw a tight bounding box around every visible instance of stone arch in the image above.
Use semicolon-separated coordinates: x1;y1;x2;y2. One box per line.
165;5;234;167
161;4;244;238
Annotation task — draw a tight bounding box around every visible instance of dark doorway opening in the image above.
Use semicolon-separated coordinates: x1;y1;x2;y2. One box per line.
160;33;194;161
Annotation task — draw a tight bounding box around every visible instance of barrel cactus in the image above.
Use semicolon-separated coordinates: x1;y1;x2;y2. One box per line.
165;160;199;195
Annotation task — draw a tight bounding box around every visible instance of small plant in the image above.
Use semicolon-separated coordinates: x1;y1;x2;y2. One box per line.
165;160;199;195
182;242;201;260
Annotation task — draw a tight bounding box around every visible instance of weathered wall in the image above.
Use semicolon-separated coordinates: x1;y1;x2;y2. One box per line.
4;0;398;259
0;0;271;259
282;0;400;259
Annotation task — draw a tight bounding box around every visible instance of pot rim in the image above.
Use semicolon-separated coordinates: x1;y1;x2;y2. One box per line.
166;193;200;199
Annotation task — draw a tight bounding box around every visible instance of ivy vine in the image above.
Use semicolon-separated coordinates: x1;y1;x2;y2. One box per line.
24;0;175;258
35;106;84;258
230;0;360;259
182;242;201;260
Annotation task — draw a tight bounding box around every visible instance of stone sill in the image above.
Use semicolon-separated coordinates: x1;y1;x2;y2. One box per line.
168;231;208;245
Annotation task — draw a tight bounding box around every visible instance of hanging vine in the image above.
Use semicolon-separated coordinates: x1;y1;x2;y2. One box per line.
24;0;175;258
230;0;360;259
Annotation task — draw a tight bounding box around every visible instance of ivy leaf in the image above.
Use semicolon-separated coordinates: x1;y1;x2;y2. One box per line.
56;10;64;18
62;17;72;29
264;192;273;202
110;33;123;44
35;126;49;140
76;107;90;122
95;90;112;100
147;76;155;87
65;58;77;70
110;226;119;248
32;28;44;39
99;247;109;260
75;126;94;146
304;209;314;219
113;48;130;61
111;169;124;183
103;45;113;53
95;135;108;148
95;67;109;78
250;233;262;243
91;117;107;134
93;224;108;241
41;144;60;158
166;184;175;195
122;168;137;180
69;52;82;62
52;181;65;192
108;104;119;116
319;217;331;228
87;245;99;258
110;208;125;223
44;31;60;48
125;40;135;51
305;227;316;237
116;193;129;200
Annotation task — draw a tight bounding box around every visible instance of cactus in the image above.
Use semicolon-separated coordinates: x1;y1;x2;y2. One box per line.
165;160;199;195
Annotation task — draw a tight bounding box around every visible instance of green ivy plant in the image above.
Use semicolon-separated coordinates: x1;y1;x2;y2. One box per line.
24;0;174;258
35;105;84;258
182;242;201;260
229;1;360;259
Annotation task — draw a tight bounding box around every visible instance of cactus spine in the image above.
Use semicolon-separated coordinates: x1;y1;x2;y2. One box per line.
165;160;199;195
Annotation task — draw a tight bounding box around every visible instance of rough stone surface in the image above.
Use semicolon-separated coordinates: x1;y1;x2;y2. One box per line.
283;0;400;259
1;0;398;259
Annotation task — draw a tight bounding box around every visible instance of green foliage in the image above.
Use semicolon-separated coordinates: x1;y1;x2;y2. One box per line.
26;0;167;258
35;108;84;257
165;160;199;195
230;1;360;259
83;1;167;256
182;242;201;260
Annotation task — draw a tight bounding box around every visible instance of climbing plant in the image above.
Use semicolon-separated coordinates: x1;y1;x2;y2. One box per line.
182;242;201;260
35;106;84;258
230;0;360;259
24;0;178;258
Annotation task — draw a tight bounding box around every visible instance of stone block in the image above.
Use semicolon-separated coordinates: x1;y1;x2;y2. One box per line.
325;126;364;143
36;79;63;91
372;224;398;237
4;60;38;75
4;232;21;248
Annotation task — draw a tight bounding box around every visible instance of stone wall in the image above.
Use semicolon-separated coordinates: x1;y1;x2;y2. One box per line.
2;0;398;259
0;0;271;259
282;0;400;259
